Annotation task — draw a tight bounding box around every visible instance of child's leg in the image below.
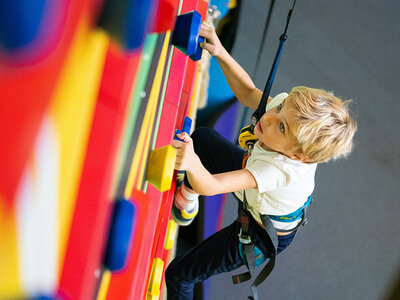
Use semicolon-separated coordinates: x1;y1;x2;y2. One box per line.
172;127;245;225
165;221;243;300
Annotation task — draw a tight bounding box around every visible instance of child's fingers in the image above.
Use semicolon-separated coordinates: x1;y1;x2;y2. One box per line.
199;41;215;54
175;156;186;170
176;132;192;143
199;23;214;40
172;139;184;149
174;152;186;170
199;23;220;56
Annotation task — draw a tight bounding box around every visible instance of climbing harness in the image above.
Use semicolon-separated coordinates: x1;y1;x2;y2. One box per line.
233;192;311;300
233;1;315;300
269;193;312;232
232;191;278;300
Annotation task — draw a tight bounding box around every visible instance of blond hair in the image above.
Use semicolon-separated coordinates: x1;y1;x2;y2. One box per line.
287;86;357;163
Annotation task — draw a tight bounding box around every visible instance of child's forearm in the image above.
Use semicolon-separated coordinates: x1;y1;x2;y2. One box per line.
185;154;257;196
173;132;257;195
186;156;220;196
216;49;262;110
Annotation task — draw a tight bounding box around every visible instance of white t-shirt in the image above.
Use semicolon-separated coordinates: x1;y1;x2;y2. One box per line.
234;93;317;230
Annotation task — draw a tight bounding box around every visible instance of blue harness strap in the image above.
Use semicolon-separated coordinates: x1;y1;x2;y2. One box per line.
268;194;313;223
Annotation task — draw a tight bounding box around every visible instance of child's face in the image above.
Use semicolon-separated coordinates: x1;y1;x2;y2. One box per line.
254;98;307;161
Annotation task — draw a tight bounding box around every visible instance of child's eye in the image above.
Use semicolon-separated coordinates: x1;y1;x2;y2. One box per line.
280;122;285;133
277;103;282;112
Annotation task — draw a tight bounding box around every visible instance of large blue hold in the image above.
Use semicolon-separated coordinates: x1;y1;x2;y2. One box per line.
171;11;203;61
104;199;136;272
0;0;46;50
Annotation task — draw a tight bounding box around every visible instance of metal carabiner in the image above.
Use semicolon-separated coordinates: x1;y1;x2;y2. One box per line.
238;228;252;244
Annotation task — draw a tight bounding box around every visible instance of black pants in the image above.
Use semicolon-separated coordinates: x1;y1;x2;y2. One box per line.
165;127;296;300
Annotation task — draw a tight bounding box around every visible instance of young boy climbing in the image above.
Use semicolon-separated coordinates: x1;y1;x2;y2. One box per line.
166;22;357;300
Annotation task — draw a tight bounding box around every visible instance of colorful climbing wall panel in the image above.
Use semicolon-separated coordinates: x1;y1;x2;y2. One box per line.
0;0;210;299
58;44;141;300
0;0;91;207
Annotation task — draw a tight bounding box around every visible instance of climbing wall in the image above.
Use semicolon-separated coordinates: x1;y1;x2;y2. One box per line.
0;0;209;299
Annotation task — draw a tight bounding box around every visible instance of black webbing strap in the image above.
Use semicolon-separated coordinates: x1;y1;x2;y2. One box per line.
238;0;276;133
232;192;278;300
232;208;253;285
232;269;251;284
252;0;297;124
238;0;298;154
248;214;278;300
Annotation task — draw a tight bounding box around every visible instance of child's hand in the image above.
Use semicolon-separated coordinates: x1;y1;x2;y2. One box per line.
172;132;198;171
199;22;224;57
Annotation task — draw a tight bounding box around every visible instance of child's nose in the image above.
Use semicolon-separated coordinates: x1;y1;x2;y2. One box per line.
263;113;277;126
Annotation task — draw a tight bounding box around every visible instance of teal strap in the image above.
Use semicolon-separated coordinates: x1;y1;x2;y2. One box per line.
268;194;312;223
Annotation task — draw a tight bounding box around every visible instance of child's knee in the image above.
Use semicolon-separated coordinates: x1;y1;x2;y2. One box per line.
165;265;176;290
165;262;179;285
165;264;172;284
165;257;188;284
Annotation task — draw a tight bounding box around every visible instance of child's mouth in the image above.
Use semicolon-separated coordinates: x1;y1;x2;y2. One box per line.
257;121;263;133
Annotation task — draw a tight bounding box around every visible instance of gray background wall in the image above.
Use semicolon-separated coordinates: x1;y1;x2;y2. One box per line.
207;0;400;299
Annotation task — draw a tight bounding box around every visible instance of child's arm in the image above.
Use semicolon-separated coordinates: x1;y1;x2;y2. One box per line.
199;23;263;110
173;132;257;196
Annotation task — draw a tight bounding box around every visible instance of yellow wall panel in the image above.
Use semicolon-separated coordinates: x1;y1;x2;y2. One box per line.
0;206;23;298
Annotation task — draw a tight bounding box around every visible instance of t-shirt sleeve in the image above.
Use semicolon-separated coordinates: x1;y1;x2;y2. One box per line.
246;162;286;193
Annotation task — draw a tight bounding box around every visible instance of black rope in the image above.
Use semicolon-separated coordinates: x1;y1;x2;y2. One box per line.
238;0;276;137
238;0;298;138
252;0;297;124
283;0;297;37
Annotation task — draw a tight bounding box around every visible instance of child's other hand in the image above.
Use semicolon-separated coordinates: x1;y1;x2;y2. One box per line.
199;22;224;57
172;132;198;171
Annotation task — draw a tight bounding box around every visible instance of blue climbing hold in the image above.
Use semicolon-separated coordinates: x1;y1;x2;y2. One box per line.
171;11;203;61
104;199;136;272
0;0;46;50
175;116;192;141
